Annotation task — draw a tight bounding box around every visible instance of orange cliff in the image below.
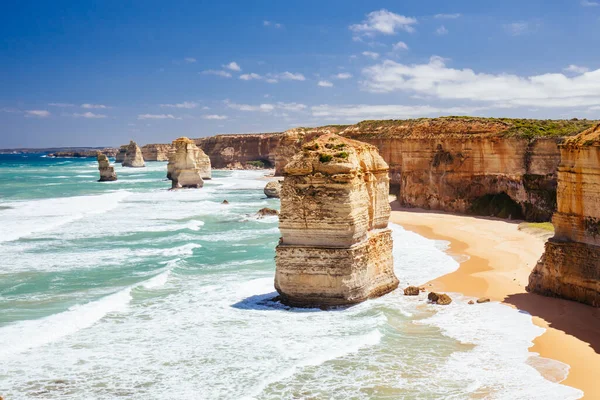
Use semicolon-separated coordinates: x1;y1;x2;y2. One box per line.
528;123;600;306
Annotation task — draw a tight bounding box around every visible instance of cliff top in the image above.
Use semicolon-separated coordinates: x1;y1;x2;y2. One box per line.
562;122;600;148
341;117;598;140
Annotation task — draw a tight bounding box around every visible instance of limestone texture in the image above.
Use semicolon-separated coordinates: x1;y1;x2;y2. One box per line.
275;133;399;307
404;286;420;296
121;141;145;168
96;152;117;182
115;145;127;163
167;137;209;189
264;181;282;198
141;144;173;161
428;292;452;305
527;123;600;306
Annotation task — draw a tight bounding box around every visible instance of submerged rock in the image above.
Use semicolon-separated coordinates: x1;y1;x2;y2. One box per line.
121;140;145;168
468;300;475;305
428;292;452;305
167;137;206;189
275;133;399;307
222;200;229;205
403;286;420;296
257;207;279;217
264;180;282;198
476;297;490;304
97;152;117;182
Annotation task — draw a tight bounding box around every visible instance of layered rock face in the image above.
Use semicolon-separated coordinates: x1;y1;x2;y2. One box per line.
264;181;281;198
195;133;281;169
121;141;145;168
167;137;210;188
527;123;600;306
96;152;117;182
49;148;118;158
275;134;399;307
141;144;173;161
115;145;127;163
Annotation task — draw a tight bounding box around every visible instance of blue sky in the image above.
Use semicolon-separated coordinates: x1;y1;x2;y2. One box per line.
1;0;599;148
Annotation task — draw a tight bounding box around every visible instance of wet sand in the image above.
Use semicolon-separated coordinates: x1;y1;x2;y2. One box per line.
390;205;600;399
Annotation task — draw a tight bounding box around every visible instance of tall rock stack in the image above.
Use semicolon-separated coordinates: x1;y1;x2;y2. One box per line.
121;141;145;168
527;123;600;306
115;145;127;163
96;152;117;182
275;133;399;307
167;137;211;189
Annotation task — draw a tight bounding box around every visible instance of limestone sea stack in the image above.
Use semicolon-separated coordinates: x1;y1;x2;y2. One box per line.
167;137;212;189
121;140;145;168
96;152;117;182
527;123;600;306
264;180;281;198
274;133;399;307
115;145;127;163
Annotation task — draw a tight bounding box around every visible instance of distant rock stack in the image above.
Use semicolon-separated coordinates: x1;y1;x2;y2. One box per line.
167;137;211;189
121;140;145;168
274;133;399;307
96;152;117;182
527;123;600;307
115;145;127;163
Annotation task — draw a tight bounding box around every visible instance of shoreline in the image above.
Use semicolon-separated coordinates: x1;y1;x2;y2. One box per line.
389;204;600;399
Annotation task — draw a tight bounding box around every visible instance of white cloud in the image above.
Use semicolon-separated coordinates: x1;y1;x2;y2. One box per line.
240;73;263;81
434;13;462;19
393;41;409;50
202;114;228;120
435;25;449;35
48;103;75;107
311;104;484;121
81;104;108;109
504;22;530;36
1;107;20;113
564;65;590;74
350;9;417;36
361;56;600;108
318;80;334;87
225;100;306;113
334;72;353;79
277;71;306;81
184;57;197;63
277;102;307;111
581;0;599;6
263;20;283;28
72;112;106;118
362;51;380;60
202;70;232;78
25;110;50;117
137;114;180;120
160;101;198;109
223;62;241;71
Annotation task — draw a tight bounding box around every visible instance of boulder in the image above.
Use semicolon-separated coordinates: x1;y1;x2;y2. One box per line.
264;181;282;198
476;297;490;304
428;292;452;305
97;152;117;182
403;286;420;296
257;207;279;217
167;137;205;189
121;140;145;168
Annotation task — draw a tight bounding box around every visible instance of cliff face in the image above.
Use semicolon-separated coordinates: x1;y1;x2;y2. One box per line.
121;141;145;168
115;145;127;163
195;133;282;169
141;144;173;161
527;123;600;306
96;152;117;182
275;134;399;307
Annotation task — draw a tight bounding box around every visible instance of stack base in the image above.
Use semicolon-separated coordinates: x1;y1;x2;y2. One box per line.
275;229;398;307
527;239;600;307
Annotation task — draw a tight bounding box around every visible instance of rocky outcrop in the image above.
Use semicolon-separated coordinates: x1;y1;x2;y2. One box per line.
274;133;399;307
404;286;420;296
121;141;145;168
527;123;600;306
96;152;117;182
141;144;173;161
428;292;452;305
167;137;208;189
257;207;279;218
195;133;281;169
264;181;282;198
115;145;127;163
48;148;118;158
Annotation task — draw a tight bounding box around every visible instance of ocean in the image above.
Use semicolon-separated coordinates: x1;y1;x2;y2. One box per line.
0;154;583;399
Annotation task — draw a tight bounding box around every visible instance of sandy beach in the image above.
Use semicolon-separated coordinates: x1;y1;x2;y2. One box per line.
390;204;600;399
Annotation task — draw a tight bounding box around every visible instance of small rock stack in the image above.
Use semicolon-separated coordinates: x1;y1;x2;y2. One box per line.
121;140;145;168
96;152;117;182
275;133;399;307
167;137;211;189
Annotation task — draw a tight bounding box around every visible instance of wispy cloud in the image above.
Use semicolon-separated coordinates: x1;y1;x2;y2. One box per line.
581;0;599;6
202;114;228;120
318;80;334;87
362;51;380;60
350;9;417;36
72;112;106;118
223;62;241;71
81;103;108;109
48;102;75;107
333;72;353;80
202;70;232;78
225;100;306;113
504;22;531;36
393;41;409;50
239;71;305;83
434;13;461;19
240;73;263;81
25;110;50;118
564;64;590;74
137;114;181;120
263;20;283;28
435;25;449;35
160;101;198;109
312;104;484;121
184;57;197;63
277;71;306;81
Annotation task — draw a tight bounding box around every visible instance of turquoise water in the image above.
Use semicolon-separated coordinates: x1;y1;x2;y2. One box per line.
0;155;583;399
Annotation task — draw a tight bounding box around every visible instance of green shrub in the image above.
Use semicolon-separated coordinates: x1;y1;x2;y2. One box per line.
319;153;333;163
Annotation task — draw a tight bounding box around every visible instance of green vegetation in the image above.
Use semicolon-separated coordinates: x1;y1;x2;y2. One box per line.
304;143;319;151
335;151;349;159
519;222;555;232
319;153;333;163
246;160;265;168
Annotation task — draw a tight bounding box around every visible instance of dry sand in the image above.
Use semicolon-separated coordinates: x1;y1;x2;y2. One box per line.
390;205;600;399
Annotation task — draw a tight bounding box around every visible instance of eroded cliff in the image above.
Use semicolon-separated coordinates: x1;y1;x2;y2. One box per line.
141;144;173;161
527;123;600;306
275;134;399;307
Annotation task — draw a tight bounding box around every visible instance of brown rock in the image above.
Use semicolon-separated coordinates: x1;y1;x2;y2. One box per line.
527;123;600;307
96;152;117;182
264;181;282;198
476;297;491;304
167;137;207;189
428;292;452;305
222;200;229;204
275;134;399;307
403;286;420;296
468;300;475;305
121;140;145;168
257;207;279;217
141;143;173;161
